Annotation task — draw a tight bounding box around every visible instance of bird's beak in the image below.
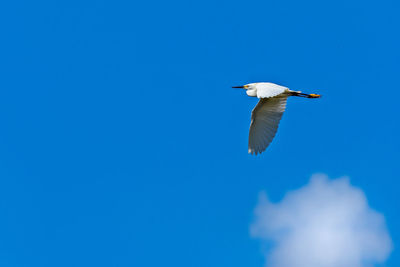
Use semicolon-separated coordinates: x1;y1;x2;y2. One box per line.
232;86;245;88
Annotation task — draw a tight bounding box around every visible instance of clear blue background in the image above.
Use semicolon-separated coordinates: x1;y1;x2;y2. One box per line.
0;0;399;266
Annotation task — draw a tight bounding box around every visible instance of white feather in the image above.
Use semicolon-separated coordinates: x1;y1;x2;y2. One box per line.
254;82;288;99
248;96;288;155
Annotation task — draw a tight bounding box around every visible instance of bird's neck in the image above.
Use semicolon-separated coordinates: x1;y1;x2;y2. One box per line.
246;89;257;97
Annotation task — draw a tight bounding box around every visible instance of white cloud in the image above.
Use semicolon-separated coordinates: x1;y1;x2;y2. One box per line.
250;174;392;267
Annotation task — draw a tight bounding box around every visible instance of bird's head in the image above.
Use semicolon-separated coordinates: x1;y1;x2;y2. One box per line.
232;83;256;90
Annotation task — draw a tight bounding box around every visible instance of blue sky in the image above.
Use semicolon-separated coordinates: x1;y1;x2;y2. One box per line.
1;0;399;266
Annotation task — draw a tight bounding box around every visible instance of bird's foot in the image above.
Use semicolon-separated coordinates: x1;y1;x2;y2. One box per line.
308;94;321;98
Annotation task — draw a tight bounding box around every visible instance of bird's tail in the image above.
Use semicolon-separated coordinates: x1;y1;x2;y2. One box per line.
290;91;321;98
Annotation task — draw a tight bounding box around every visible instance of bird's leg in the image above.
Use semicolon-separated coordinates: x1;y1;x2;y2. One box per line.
291;91;321;98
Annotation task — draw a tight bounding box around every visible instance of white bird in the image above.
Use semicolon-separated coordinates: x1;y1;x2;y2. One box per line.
233;82;321;155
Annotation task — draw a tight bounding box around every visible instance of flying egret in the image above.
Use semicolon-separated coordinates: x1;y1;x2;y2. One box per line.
233;82;321;155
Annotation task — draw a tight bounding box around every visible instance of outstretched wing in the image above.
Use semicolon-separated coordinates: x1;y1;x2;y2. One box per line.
248;96;288;155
